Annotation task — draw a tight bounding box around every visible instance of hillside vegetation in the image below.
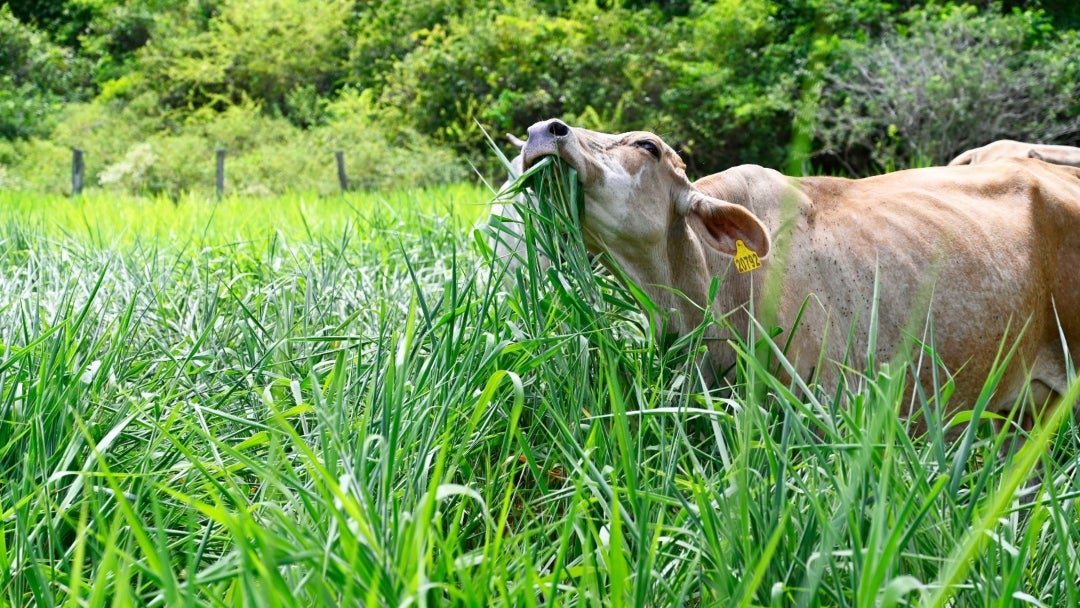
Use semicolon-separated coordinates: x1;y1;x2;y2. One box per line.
2;0;1079;196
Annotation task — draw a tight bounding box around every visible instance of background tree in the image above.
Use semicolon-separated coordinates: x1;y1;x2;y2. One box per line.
0;6;93;139
133;0;352;124
0;0;1077;194
814;5;1080;174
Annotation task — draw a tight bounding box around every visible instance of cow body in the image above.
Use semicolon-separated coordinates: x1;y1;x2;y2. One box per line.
517;119;1080;423
697;163;1080;415
949;139;1080;168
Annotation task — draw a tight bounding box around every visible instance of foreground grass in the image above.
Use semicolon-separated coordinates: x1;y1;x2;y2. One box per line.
2;187;1080;607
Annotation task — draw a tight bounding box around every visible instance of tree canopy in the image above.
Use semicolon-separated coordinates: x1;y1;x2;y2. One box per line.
2;0;1078;195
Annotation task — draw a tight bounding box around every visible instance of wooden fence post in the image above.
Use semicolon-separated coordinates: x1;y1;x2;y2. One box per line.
335;151;348;192
64;148;365;197
216;149;226;199
71;148;84;196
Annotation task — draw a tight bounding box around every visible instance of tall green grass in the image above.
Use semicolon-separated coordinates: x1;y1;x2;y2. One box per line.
1;181;1079;608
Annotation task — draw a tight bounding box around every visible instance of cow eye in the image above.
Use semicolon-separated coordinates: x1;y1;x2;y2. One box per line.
636;140;661;159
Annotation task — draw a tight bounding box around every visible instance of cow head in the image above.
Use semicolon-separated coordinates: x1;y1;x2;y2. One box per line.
520;119;771;264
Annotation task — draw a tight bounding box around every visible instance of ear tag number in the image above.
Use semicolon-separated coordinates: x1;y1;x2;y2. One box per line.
733;240;761;273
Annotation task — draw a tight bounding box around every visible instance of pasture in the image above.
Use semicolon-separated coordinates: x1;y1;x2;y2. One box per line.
2;183;1080;607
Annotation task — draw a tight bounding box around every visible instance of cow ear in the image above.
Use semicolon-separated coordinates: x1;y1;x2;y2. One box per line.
686;195;771;260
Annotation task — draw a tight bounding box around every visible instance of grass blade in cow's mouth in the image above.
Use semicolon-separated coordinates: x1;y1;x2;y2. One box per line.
503;155;592;282
488;152;648;362
487;152;646;330
523;155;585;254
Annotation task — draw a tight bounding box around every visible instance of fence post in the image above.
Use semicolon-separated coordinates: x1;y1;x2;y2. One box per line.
335;150;348;192
216;149;226;199
71;148;84;196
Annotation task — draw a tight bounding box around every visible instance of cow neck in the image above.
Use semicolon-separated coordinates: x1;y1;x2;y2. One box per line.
614;215;755;341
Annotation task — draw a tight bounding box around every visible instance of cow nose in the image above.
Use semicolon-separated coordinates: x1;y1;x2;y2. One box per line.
526;119;571;142
547;120;570;137
522;119;571;169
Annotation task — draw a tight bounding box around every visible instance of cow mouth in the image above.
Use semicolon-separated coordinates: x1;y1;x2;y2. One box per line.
521;151;557;172
521;119;573;171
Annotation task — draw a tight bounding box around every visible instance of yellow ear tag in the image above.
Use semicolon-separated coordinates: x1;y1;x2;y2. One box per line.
733;240;761;273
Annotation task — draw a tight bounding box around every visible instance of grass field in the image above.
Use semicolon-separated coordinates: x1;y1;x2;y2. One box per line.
2;183;1080;608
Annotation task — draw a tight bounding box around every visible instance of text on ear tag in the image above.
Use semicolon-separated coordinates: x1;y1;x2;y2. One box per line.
733;239;761;273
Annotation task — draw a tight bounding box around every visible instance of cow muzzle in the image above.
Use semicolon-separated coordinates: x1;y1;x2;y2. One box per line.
522;119;572;170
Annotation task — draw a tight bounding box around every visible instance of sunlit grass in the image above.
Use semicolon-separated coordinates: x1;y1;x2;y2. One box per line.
0;184;490;247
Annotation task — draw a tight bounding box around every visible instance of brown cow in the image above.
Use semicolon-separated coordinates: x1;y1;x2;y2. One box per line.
516;119;1080;428
949;140;1080;168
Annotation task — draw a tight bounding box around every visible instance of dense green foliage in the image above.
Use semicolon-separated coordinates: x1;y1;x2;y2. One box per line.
1;0;1078;195
1;184;1079;606
816;4;1080;173
0;6;93;139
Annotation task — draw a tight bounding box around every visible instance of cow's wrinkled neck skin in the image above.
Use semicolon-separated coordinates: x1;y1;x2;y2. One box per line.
654;210;757;378
645;166;801;378
594;206;753;376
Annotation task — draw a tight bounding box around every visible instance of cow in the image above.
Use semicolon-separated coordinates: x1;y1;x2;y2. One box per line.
949;140;1080;168
514;118;1080;430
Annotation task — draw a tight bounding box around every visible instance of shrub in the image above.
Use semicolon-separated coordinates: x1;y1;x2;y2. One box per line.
3;0;1078;188
97;134;212;197
44;99;166;192
381;2;670;174
315;89;467;191
813;5;1080;174
656;0;791;174
1;89;466;197
379;0;914;177
134;0;352;124
0;138;71;192
0;5;93;139
349;0;507;90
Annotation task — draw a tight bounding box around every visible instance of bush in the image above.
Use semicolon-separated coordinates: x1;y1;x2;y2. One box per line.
98;134;213;197
813;5;1080;174
44;98;169;192
349;0;507;90
2;0;1078;188
0;138;71;192
656;0;792;174
0;5;93;139
381;2;671;174
134;0;352;124
379;0;917;177
312;89;467;191
0;90;467;197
